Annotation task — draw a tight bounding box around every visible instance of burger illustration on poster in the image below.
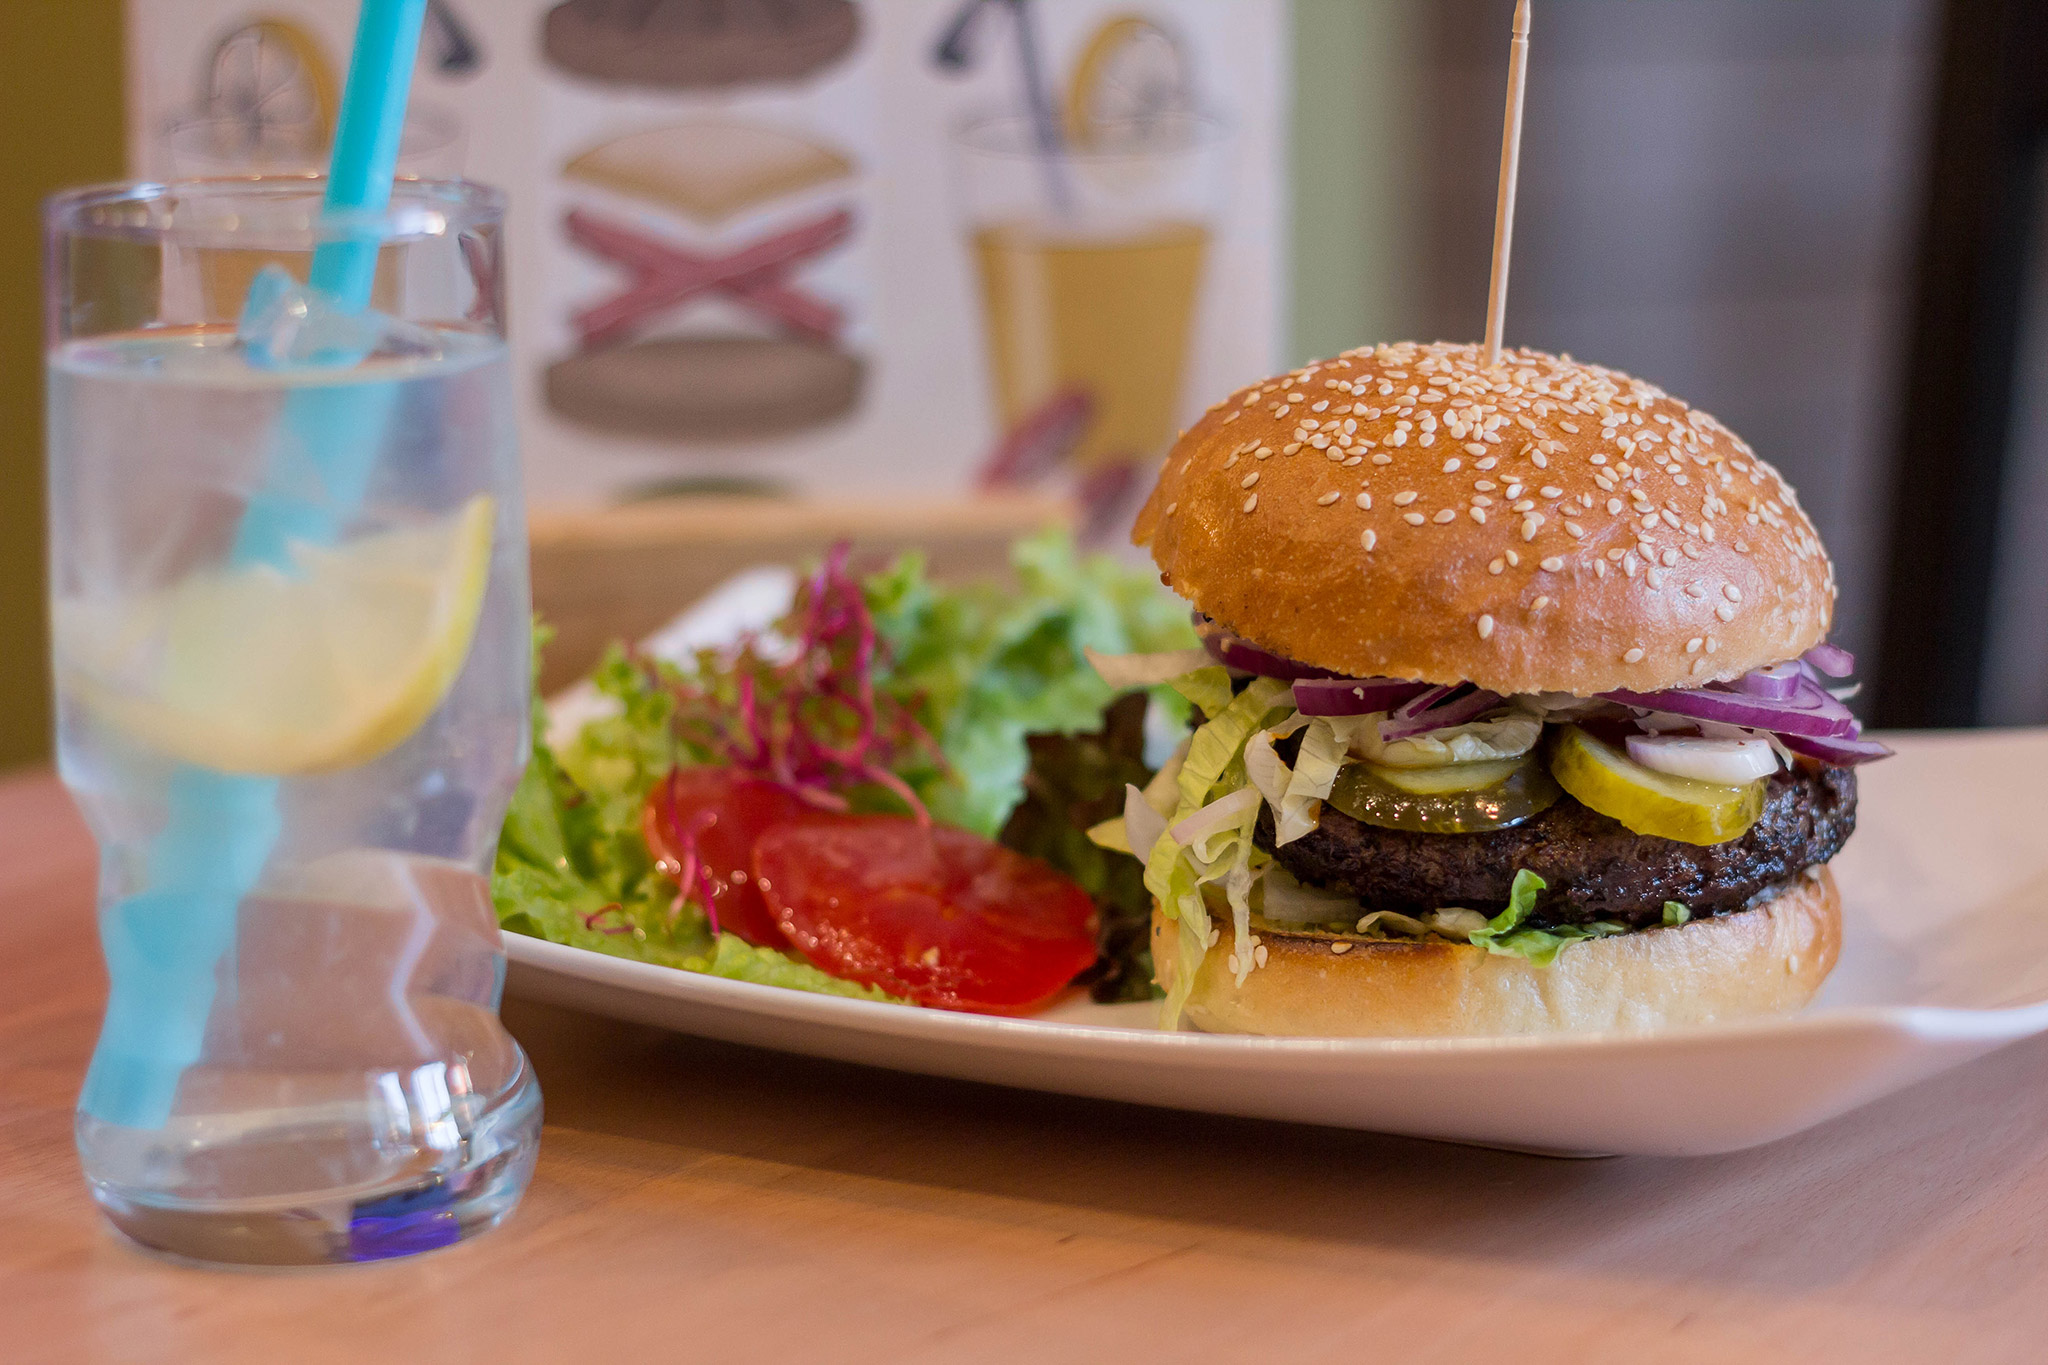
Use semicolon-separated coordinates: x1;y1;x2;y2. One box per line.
539;0;870;452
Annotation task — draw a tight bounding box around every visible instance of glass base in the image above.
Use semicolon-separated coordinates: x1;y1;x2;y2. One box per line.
86;1051;542;1266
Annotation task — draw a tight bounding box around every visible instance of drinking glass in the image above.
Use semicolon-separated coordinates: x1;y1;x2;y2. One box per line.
953;111;1227;474
45;176;540;1265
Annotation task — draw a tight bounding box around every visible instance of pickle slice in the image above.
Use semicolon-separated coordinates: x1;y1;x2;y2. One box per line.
1372;757;1524;795
1550;725;1764;846
1326;755;1562;833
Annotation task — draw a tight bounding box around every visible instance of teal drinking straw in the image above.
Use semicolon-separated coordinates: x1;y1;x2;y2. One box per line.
81;0;432;1129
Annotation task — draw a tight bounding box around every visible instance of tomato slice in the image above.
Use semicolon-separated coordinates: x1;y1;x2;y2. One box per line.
642;767;832;946
752;817;1101;1013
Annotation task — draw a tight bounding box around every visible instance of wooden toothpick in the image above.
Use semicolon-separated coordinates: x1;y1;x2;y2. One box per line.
1483;0;1531;368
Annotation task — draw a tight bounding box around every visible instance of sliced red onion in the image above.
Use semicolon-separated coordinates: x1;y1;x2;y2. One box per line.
1778;730;1894;765
1601;675;1858;739
1379;682;1504;740
1735;661;1805;700
1292;676;1433;716
1202;631;1342;680
1802;642;1855;678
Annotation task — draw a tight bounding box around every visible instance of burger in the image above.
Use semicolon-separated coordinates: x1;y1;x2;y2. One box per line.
1107;341;1890;1037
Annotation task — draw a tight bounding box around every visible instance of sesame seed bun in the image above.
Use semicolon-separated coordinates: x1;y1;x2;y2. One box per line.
1151;868;1841;1038
1133;342;1836;696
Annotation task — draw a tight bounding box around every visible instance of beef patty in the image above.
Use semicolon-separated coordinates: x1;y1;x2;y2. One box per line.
1260;762;1856;930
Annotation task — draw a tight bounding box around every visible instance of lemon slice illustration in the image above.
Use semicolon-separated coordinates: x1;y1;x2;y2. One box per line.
202;19;341;149
62;496;496;777
1064;15;1196;148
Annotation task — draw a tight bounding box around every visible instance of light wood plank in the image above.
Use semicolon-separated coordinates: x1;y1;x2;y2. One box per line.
5;766;2047;1364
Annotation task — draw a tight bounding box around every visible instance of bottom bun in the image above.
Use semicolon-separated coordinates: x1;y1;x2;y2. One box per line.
1152;868;1841;1037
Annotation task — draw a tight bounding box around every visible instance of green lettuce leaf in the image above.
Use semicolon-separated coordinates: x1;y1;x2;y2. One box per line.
1466;869;1629;966
495;532;1193;1005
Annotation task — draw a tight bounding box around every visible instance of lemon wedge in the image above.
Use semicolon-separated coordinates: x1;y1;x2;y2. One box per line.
1064;15;1195;147
61;496;495;776
1550;725;1764;846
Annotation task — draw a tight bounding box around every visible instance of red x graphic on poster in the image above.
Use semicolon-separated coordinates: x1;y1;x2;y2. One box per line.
565;207;854;350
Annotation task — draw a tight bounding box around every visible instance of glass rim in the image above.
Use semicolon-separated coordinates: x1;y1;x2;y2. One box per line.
950;107;1230;163
44;175;505;245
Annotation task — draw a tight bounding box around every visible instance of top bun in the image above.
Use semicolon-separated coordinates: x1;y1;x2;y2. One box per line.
1133;342;1835;696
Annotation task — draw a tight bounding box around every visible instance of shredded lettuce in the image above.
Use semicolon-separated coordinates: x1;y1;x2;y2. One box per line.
1275;718;1348;845
1144;673;1295;1021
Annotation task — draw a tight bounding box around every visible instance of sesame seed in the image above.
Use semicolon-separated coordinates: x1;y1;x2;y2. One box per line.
1624;647;1646;663
1476;456;1498;470
1540;556;1563;572
1687;637;1703;653
1317;490;1341;506
1371;453;1393;465
1243;494;1259;513
1443;458;1462;473
1393;490;1418;505
1331;941;1354;955
1403;512;1426;526
1540;486;1563;499
1716;602;1737;622
1356;492;1373;509
1489;557;1506;575
1506;550;1520;567
1532;595;1550;610
1607;498;1624;514
1255;447;1273;459
1723;584;1743;602
1477;615;1495;640
1521;515;1543;541
1470;506;1487;524
1560;421;1581;434
1163;502;1177;516
1361;529;1377;551
1532;452;1549;468
1566;522;1586;538
1241;471;1260;489
1706;637;1719;653
1311;435;1331;449
1647;567;1665;589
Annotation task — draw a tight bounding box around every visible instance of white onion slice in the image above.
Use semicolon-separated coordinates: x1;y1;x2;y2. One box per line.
1625;734;1780;784
1122;783;1168;862
1168;785;1261;848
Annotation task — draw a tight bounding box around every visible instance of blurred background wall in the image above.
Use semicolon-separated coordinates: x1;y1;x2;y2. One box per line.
2;0;2042;770
0;2;125;769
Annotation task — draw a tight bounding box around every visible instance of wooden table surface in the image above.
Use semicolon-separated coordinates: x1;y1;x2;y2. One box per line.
6;765;2048;1365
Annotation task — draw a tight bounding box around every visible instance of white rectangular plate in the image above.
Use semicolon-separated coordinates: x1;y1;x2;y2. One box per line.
506;582;2048;1155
